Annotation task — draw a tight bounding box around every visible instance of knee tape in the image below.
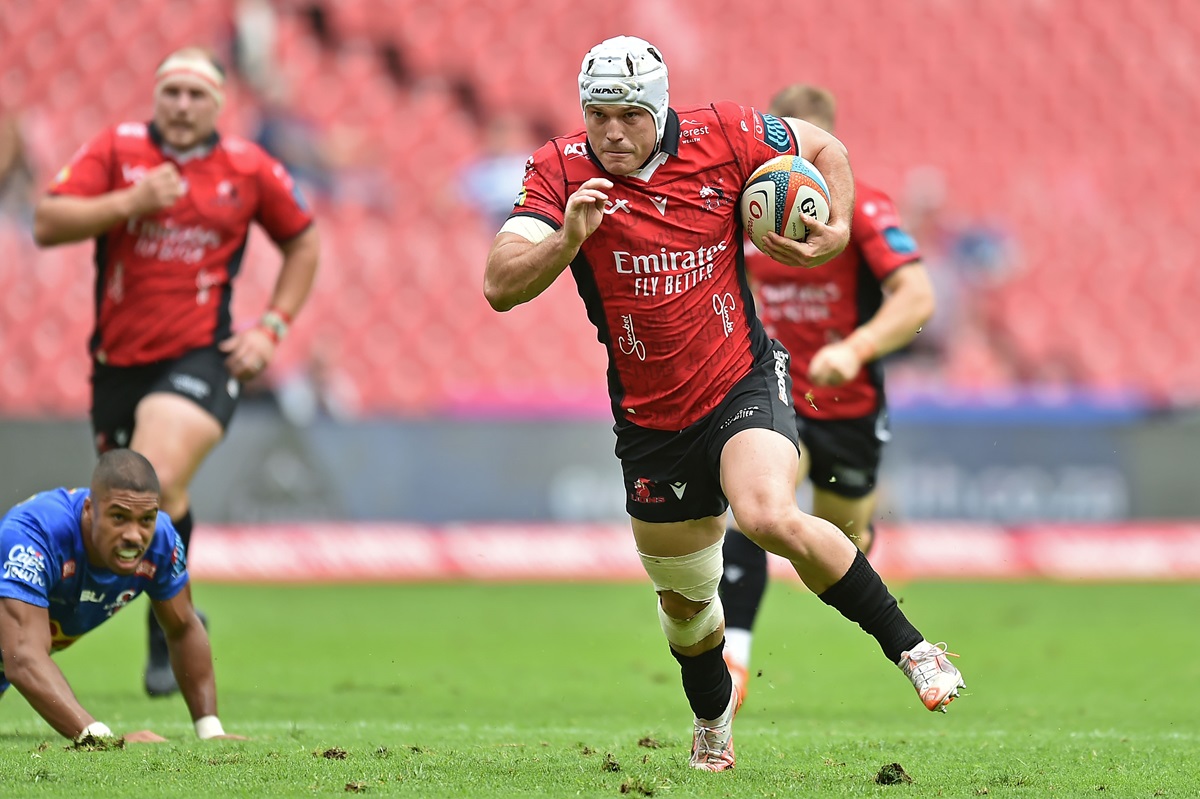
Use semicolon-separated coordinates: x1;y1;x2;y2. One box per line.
639;539;725;647
658;594;724;647
638;538;725;601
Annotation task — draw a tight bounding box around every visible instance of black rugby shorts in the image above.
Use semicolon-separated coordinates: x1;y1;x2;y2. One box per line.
796;404;890;500
90;346;240;453
614;340;801;523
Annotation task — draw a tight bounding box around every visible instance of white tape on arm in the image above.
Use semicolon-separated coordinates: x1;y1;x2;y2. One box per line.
498;215;554;244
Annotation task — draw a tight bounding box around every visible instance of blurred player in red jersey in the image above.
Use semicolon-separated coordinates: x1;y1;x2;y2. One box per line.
484;37;964;772
719;83;938;701
32;47;319;697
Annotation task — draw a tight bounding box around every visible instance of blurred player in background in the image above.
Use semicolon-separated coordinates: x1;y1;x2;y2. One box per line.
0;450;243;743
484;36;964;772
719;83;937;700
32;46;319;697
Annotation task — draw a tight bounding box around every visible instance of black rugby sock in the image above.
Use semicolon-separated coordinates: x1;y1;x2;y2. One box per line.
671;641;734;721
147;508;195;637
719;529;769;631
173;508;194;553
818;549;922;664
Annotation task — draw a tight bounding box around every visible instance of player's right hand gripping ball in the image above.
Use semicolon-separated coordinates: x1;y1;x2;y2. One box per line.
739;155;831;253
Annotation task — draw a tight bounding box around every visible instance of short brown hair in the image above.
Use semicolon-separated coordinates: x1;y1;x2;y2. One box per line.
768;84;837;133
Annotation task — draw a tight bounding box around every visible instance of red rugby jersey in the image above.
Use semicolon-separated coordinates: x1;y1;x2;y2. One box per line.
48;122;313;366
746;181;921;420
513;103;800;431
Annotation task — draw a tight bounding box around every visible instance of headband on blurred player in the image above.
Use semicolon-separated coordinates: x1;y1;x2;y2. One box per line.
155;48;226;108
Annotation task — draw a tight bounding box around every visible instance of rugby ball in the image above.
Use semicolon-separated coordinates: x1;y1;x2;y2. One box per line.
739;155;831;252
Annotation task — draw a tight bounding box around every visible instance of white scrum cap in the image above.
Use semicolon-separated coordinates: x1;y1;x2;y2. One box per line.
578;36;669;146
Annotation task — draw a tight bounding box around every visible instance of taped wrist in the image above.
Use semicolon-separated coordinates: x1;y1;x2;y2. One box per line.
194;715;226;739
75;721;113;742
257;309;291;345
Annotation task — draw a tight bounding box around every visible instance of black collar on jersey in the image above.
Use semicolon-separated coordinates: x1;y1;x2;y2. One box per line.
658;108;681;157
147;121;220;162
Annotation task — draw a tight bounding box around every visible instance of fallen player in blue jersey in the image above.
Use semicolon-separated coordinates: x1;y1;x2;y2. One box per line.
0;448;242;744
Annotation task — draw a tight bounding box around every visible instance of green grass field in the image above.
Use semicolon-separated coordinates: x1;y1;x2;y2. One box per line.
2;579;1198;797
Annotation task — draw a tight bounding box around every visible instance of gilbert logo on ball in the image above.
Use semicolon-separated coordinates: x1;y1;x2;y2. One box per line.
739;155;831;253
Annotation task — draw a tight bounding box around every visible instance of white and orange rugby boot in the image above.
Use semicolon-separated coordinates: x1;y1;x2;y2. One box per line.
898;640;965;712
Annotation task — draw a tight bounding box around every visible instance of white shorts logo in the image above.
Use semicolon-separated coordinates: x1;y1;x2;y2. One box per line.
773;351;789;406
170;374;211;400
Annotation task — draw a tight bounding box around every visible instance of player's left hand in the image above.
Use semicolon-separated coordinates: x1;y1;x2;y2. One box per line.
759;216;850;269
220;327;276;382
808;341;863;387
124;730;169;744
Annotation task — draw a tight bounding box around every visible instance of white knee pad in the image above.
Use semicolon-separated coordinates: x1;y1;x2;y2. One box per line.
639;539;725;647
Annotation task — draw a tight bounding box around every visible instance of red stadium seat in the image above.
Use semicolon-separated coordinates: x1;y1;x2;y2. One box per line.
4;0;1199;414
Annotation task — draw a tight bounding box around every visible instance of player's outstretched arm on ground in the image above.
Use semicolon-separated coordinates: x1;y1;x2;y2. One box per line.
0;597;104;740
32;163;184;247
153;586;246;740
483;177;613;312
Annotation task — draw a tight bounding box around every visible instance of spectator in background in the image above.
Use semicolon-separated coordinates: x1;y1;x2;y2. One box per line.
484;35;965;773
273;338;361;426
300;2;336;51
0;105;35;225
901;165;1017;381
31;46;319;698
249;78;338;204
229;0;280;95
377;41;412;89
0;450;244;744
718;83;937;699
458;113;538;229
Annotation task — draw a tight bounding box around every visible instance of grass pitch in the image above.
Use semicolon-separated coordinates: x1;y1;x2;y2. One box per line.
1;579;1198;797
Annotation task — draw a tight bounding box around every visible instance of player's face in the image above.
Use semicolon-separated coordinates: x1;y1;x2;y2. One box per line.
83;489;160;574
154;77;220;151
584;105;656;176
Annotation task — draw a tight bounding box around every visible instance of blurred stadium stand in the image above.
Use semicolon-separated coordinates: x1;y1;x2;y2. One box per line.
1;0;1197;417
